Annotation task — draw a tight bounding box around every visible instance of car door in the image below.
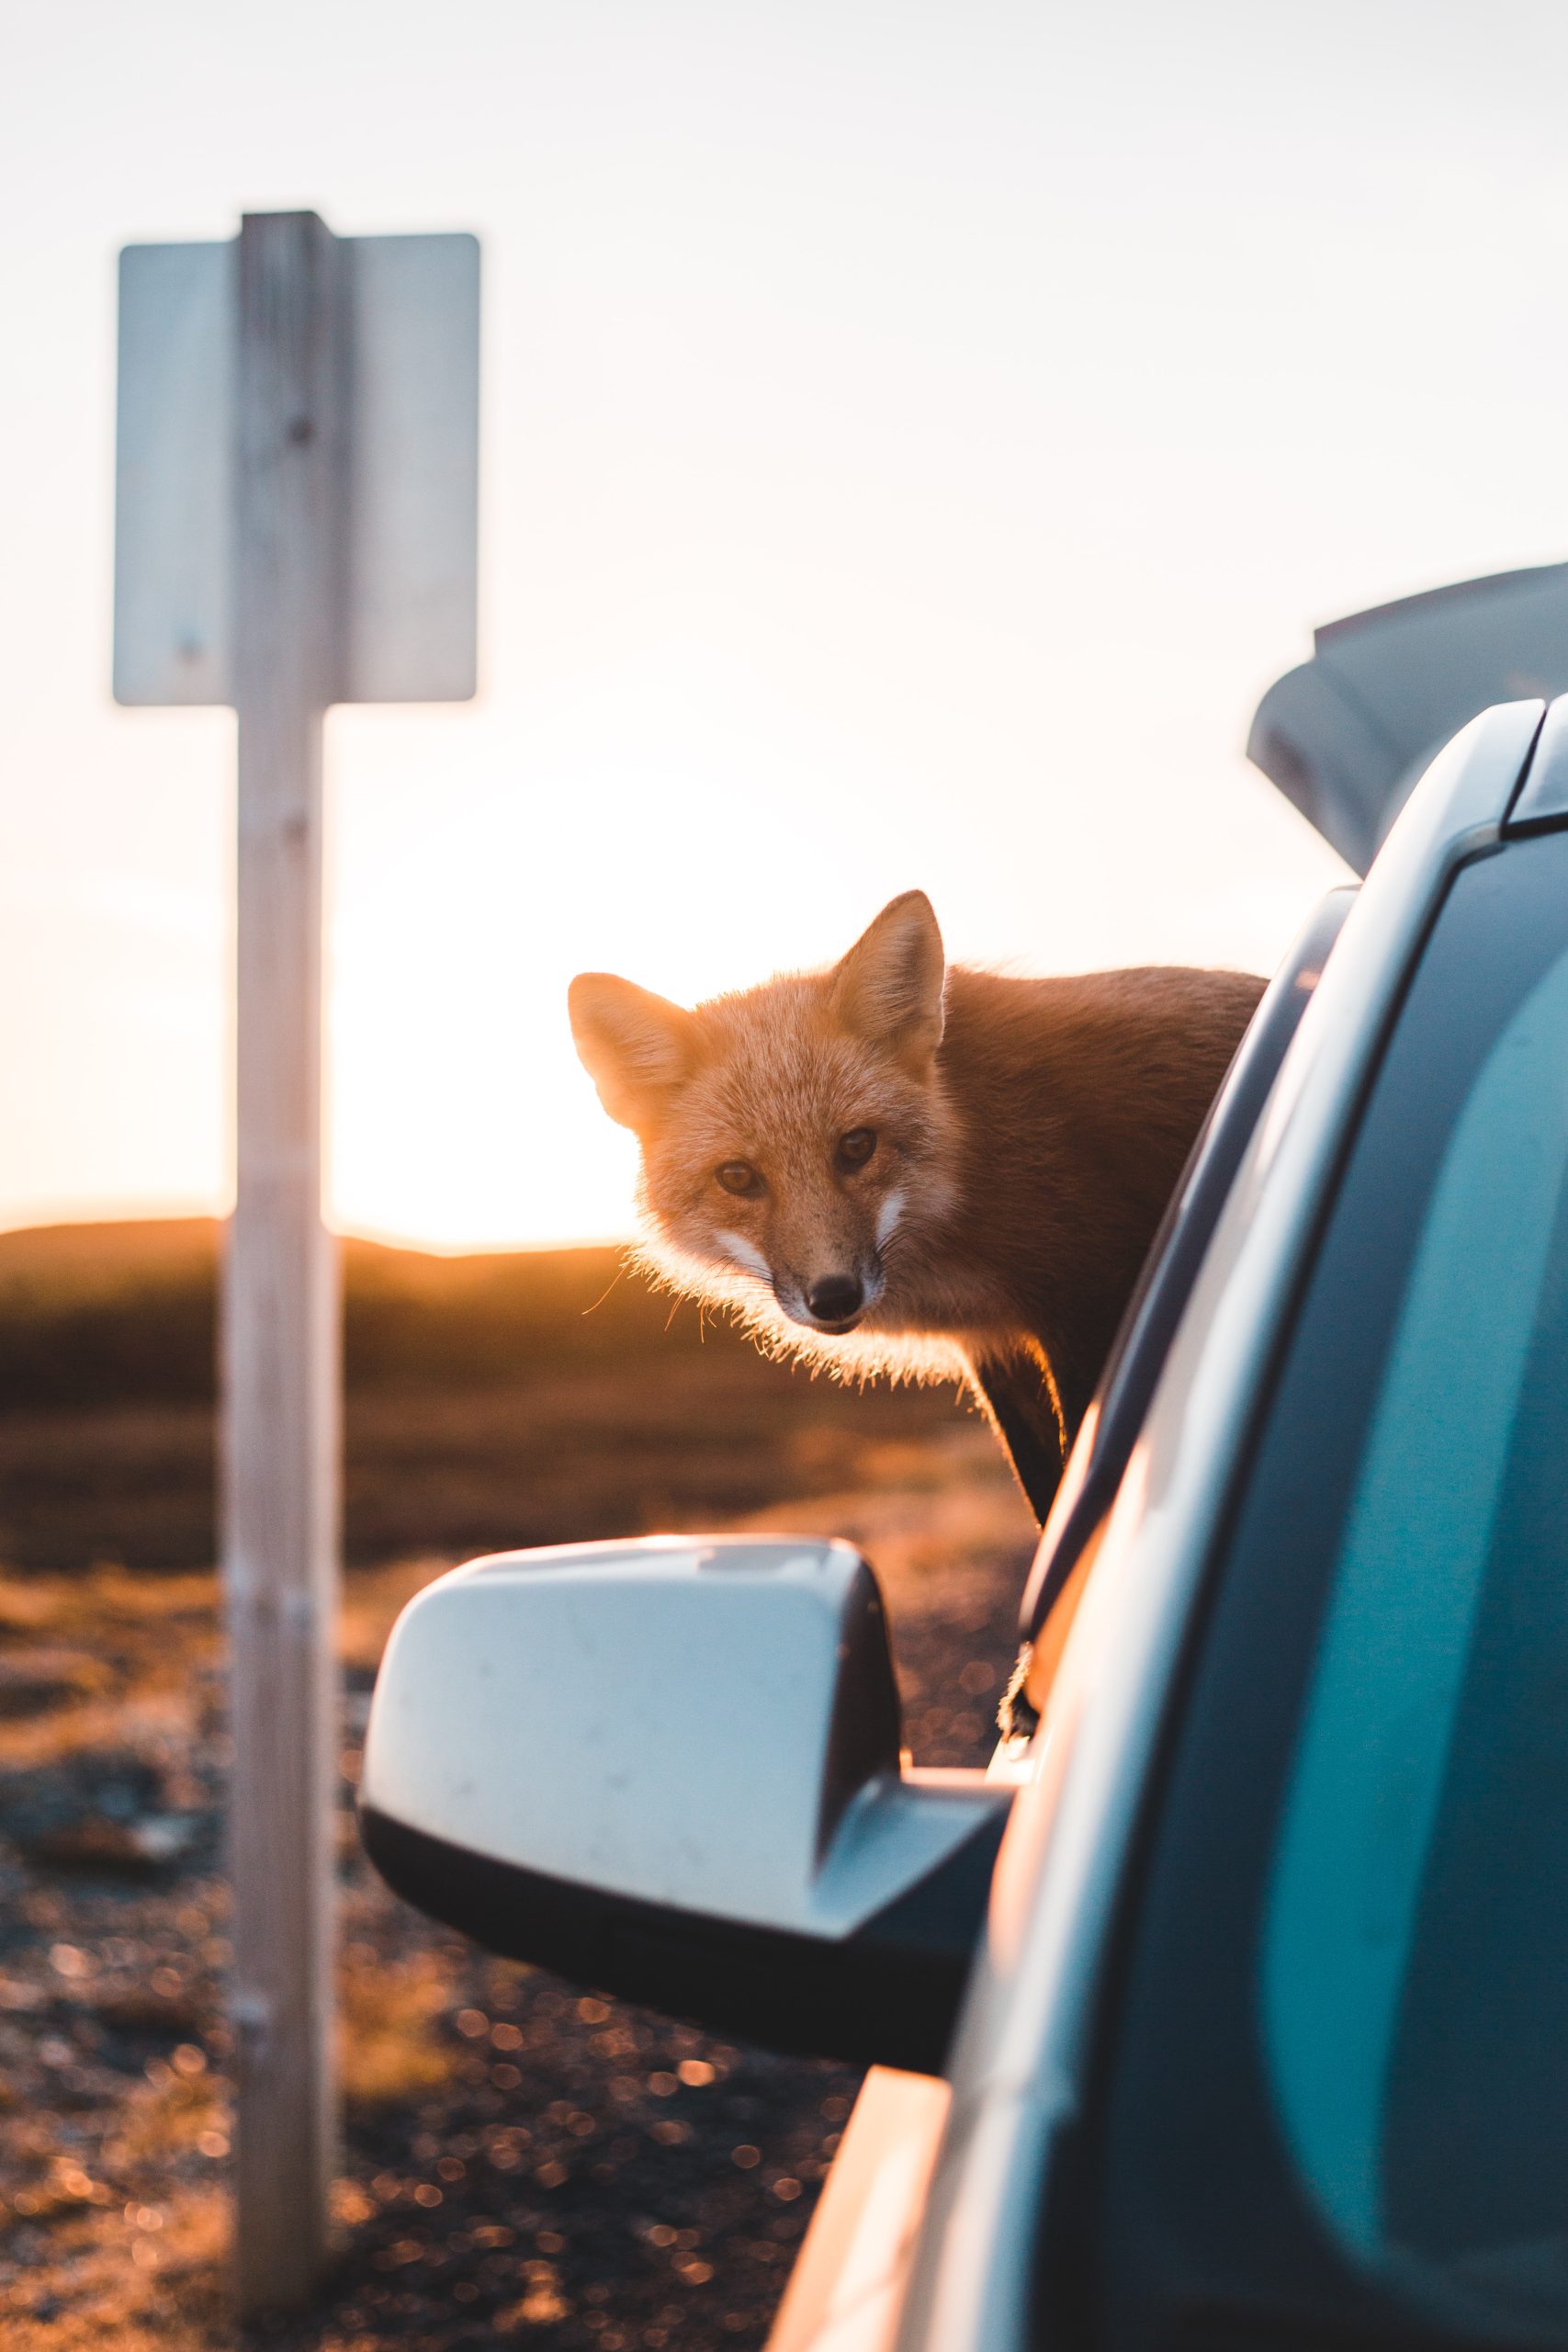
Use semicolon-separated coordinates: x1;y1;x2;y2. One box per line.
891;699;1551;2352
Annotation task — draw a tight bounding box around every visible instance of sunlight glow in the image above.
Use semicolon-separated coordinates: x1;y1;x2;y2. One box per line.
11;2;1567;1249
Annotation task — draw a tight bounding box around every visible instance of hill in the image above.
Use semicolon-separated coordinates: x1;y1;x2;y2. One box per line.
0;1220;978;1570
0;1217;755;1409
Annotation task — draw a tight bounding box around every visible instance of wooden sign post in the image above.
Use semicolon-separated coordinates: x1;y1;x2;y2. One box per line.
114;209;479;2313
224;209;343;2316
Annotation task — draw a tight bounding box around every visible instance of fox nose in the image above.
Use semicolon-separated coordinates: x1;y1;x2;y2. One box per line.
806;1274;863;1324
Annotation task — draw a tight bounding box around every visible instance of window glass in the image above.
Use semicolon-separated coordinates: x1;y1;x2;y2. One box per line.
1077;831;1568;2352
1263;935;1568;2311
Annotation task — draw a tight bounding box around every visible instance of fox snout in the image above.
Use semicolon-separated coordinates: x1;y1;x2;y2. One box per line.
717;1225;885;1333
804;1272;864;1328
708;1187;897;1334
773;1259;883;1334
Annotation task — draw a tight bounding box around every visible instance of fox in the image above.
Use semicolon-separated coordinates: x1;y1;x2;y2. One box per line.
569;890;1265;1519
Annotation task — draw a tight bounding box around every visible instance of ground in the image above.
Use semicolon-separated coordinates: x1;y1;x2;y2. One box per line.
0;1225;1036;2348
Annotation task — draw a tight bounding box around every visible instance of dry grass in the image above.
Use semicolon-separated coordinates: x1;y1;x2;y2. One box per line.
340;1950;462;2113
0;2188;230;2352
0;1221;1038;2347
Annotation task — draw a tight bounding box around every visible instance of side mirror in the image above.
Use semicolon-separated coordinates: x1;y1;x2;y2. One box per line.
359;1536;1010;2074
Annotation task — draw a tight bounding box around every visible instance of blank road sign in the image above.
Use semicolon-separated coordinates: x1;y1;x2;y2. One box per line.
114;241;235;706
114;232;480;707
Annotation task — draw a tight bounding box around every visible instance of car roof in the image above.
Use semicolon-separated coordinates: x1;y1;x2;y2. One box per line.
1248;564;1568;872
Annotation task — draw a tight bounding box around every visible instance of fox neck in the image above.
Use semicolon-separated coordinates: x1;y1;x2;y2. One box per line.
867;961;1263;1409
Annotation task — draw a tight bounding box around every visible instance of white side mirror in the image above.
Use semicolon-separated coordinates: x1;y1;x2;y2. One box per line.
360;1536;1010;2072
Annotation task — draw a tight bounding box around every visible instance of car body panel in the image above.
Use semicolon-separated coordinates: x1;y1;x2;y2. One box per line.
1505;687;1568;833
768;2070;952;2352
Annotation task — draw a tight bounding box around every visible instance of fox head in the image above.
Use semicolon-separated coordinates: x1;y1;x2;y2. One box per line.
569;891;957;1343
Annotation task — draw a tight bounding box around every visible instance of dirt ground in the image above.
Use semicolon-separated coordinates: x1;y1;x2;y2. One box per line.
0;1408;1035;2350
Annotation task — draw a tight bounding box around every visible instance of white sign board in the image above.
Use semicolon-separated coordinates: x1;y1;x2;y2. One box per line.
114;232;479;707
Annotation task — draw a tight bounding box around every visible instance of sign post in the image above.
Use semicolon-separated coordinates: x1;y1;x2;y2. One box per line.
114;209;479;2312
225;208;344;2312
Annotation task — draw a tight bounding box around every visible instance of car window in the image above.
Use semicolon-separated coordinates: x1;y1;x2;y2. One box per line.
1071;827;1568;2352
1263;925;1568;2297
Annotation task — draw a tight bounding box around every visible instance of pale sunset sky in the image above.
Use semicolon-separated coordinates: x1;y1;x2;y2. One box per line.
6;1;1568;1249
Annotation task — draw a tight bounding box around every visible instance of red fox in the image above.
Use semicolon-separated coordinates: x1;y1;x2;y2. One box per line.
570;891;1264;1517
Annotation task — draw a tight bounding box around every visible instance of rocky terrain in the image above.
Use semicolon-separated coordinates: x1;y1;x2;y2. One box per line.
0;1223;1036;2348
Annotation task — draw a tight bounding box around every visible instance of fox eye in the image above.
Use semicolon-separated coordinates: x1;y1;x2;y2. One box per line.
716;1160;764;1198
837;1127;877;1170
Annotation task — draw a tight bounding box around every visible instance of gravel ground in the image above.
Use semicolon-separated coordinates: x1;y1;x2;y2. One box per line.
0;1430;1035;2350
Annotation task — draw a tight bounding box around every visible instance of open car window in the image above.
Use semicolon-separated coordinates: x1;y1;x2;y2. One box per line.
1018;886;1359;1645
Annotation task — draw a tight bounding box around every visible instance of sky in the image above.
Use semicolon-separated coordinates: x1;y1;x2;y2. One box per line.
6;0;1568;1249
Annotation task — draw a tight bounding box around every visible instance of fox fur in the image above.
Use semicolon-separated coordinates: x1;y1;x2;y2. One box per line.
569;891;1264;1517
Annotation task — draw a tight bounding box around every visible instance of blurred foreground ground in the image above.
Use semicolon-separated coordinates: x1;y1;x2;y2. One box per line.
0;1224;1035;2349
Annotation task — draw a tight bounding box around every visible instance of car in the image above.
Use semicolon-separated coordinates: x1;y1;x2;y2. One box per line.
361;689;1568;2350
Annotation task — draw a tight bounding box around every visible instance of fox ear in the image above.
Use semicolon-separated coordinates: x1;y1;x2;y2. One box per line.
569;973;700;1131
829;890;945;1068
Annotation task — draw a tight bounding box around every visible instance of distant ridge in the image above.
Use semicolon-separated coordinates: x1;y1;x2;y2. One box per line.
0;1220;974;1571
0;1218;738;1411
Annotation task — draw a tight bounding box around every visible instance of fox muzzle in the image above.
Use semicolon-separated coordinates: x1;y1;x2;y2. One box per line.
804;1273;865;1328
